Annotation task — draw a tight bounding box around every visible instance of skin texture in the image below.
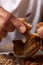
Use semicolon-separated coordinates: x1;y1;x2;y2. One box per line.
0;7;27;39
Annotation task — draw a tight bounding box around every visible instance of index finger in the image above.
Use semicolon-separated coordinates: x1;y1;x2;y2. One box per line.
11;16;27;33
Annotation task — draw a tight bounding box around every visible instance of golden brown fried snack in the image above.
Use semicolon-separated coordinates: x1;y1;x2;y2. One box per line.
0;54;15;65
23;33;41;57
13;40;25;56
37;22;43;29
12;18;32;56
12;19;42;57
12;33;41;57
0;53;43;65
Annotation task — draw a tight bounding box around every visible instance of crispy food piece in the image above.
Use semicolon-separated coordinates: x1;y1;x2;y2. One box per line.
8;53;16;60
37;22;43;29
12;33;41;57
0;53;43;65
12;20;42;57
0;54;15;65
12;18;34;57
13;40;25;56
23;33;41;57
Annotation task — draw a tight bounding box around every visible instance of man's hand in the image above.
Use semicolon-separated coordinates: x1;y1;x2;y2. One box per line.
0;7;27;40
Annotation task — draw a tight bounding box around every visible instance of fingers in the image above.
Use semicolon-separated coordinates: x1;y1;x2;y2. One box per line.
0;15;7;38
0;16;5;28
0;7;31;34
0;14;15;32
11;17;32;33
0;7;12;29
0;29;7;38
11;17;26;33
0;7;27;33
3;21;15;32
0;15;32;33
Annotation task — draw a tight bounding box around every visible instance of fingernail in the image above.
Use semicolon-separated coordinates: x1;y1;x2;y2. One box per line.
19;25;26;33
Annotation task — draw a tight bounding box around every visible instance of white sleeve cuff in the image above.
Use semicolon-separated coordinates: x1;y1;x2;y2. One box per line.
1;0;21;13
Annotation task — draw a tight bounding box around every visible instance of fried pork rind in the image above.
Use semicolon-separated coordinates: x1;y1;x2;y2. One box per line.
12;33;42;57
0;54;16;65
12;19;42;57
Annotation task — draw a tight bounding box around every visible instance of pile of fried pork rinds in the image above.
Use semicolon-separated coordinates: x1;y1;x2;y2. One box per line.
0;53;43;65
12;18;43;57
